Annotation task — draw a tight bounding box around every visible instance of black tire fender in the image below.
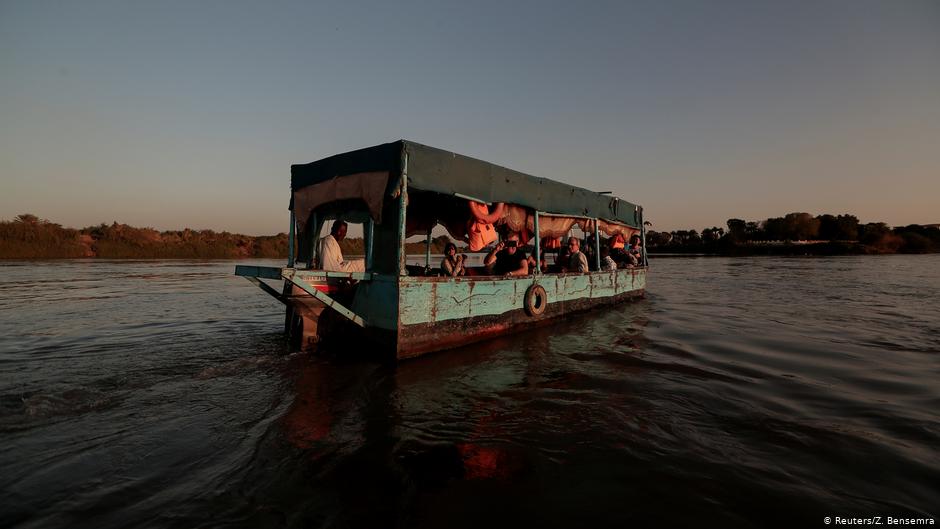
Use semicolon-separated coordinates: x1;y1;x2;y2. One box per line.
524;284;547;317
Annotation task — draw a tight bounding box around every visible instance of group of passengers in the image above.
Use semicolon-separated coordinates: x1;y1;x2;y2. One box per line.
442;233;623;277
535;233;642;274
441;234;532;277
320;219;642;276
606;233;644;268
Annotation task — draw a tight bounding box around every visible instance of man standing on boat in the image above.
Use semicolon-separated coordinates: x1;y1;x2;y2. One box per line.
319;220;365;273
484;233;529;277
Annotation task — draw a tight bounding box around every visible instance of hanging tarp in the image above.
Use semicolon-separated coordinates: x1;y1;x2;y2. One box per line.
292;171;390;229
291;142;402;192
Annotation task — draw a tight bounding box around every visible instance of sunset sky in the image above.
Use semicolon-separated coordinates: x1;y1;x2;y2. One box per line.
2;0;938;235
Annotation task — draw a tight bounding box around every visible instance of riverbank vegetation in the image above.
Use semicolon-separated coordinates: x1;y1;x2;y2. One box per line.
0;214;288;259
647;213;940;255
0;214;452;259
3;212;937;259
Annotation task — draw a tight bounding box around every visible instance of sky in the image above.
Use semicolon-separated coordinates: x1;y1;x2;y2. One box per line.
1;0;938;235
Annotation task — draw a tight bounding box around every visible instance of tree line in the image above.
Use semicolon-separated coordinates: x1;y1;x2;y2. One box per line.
647;213;940;254
0;214;288;259
4;212;937;259
0;214;454;259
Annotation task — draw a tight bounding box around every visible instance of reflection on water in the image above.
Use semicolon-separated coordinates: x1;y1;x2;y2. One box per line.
0;257;938;528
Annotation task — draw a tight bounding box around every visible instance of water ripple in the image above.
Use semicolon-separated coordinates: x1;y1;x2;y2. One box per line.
1;257;938;528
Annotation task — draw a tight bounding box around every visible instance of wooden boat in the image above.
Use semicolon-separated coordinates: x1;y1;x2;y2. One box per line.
235;140;647;360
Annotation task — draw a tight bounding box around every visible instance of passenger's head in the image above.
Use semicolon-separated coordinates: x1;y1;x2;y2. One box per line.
629;234;641;247
445;242;457;256
567;237;580;252
330;220;348;241
504;233;520;254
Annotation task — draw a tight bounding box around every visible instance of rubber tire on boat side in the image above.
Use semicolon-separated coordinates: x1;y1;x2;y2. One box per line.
524;284;547;317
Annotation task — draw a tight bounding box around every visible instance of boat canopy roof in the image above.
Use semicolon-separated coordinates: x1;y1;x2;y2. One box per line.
290;140;642;228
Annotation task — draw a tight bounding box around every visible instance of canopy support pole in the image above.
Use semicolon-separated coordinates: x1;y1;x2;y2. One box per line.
310;211;318;268
365;218;374;271
288;210;295;268
594;219;601;270
533;211;541;274
397;152;409;276
425;226;432;269
639;207;648;266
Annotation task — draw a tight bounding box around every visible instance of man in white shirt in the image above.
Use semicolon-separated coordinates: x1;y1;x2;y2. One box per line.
319;220;365;272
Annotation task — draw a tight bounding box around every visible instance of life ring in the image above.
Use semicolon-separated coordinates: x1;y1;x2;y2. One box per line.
468;201;505;224
524;284;547;317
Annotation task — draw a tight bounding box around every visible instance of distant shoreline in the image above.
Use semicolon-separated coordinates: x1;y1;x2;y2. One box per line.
647;213;940;256
0;214;452;260
3;213;938;259
647;241;940;256
0;214;290;260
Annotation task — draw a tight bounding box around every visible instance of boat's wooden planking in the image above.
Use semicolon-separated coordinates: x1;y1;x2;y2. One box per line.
393;268;647;358
397;268;646;325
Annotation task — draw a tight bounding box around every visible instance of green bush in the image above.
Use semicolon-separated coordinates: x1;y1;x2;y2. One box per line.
1;214;289;259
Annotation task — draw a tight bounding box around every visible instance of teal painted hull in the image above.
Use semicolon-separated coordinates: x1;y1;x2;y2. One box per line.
393;268;646;359
239;265;646;360
331;268;647;359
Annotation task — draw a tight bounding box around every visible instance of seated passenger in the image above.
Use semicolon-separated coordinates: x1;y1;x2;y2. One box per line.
440;242;466;277
608;233;629;266
600;246;617;271
563;237;589;273
484;234;529;277
583;234;597;270
625;234;643;267
527;249;547;273
319;220;365;272
548;244;571;273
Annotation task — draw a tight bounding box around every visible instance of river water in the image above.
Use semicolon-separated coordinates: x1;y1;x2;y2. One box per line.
1;257;937;528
